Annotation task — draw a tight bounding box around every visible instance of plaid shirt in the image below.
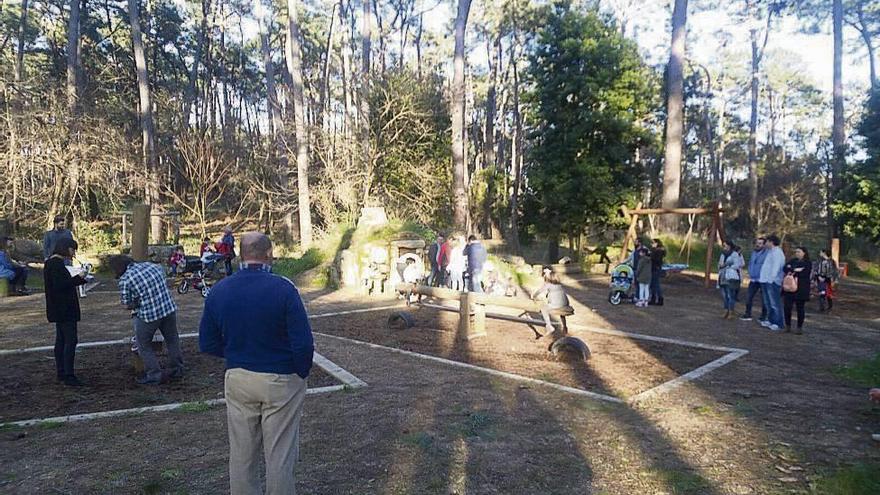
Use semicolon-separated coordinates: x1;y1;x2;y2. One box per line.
119;262;177;323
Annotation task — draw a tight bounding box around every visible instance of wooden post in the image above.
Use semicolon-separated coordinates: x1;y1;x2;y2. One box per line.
831;237;840;265
457;291;473;340
473;302;486;336
705;221;716;288
619;202;642;262
131;203;151;261
121;214;128;248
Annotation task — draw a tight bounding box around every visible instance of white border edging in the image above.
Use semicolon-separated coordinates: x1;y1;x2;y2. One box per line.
0;304;405;356
0;384;345;428
314;332;624;403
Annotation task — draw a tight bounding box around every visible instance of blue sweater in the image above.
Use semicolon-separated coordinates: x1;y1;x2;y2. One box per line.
747;248;767;280
199;266;314;378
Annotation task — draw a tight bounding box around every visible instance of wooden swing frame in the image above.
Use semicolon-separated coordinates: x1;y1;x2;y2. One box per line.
618;201;726;287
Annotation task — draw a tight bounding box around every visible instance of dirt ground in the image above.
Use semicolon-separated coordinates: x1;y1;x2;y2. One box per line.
0;339;336;423
1;275;879;494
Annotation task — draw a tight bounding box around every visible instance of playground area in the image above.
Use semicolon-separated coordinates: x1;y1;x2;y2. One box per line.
2;269;880;494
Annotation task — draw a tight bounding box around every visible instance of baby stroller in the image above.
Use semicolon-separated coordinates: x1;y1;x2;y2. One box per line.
608;262;635;305
174;256;212;297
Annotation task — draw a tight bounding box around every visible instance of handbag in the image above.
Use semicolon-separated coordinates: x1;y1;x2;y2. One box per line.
782;272;798;293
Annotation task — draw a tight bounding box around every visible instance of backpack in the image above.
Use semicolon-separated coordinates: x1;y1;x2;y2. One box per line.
783;272;798;293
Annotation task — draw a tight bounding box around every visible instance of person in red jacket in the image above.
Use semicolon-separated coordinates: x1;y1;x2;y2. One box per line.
437;237;451;287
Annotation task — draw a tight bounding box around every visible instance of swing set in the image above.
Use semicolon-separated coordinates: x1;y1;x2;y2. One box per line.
618;201;726;287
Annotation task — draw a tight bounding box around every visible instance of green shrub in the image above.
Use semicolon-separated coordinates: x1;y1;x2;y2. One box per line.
273;248;325;280
75;222;118;254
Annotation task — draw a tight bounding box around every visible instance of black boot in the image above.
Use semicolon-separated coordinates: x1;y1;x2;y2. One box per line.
657;297;664;306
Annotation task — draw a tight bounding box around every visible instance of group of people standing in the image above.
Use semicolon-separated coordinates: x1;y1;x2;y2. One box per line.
427;233;488;293
719;234;838;334
631;238;666;307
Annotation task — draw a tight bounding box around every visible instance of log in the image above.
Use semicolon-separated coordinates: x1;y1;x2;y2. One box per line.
131;203;151;261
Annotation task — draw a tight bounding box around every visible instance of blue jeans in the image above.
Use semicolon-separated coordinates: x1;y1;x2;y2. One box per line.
761;282;783;327
650;271;663;302
469;270;483;293
743;281;765;319
721;284;739;310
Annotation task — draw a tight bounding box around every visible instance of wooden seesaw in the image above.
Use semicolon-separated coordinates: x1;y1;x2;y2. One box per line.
393;283;590;363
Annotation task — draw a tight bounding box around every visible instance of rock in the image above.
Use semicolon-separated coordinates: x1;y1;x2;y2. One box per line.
356;207;389;229
340;249;359;287
11;239;42;262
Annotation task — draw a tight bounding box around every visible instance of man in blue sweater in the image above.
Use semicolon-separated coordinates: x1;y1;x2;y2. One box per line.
739;237;767;321
463;235;488;293
200;232;314;495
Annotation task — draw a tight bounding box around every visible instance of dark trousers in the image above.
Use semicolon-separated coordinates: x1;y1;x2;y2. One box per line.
783;294;806;329
135;312;184;382
224;256;233;276
649;271;663;302
743;281;766;319
818;280;834;311
54;321;78;378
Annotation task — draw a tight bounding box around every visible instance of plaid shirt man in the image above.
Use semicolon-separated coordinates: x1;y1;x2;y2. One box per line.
119;262;177;323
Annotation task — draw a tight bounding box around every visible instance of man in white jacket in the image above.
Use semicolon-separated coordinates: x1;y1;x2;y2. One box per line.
758;234;786;331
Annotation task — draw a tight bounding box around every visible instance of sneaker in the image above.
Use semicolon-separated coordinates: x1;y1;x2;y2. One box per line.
739;315;753;321
760;320;771;328
136;377;161;386
768;324;781;331
872;433;880;442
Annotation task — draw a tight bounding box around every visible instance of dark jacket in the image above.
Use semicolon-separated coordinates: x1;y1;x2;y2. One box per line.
199;266;314;378
650;247;666;273
428;242;441;269
464;242;488;273
636;256;653;284
783;258;812;301
44;256;87;322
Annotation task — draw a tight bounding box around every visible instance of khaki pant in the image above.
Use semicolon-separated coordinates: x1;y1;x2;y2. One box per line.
225;368;307;495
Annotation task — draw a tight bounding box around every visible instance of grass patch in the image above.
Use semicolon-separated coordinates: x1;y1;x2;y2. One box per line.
36;420;64;430
272;248;325;280
142;480;164;495
400;431;435;451
456;411;495;438
847;260;880;283
833;353;880;387
160;468;183;481
650;468;712;495
177;401;213;413
812;464;880;495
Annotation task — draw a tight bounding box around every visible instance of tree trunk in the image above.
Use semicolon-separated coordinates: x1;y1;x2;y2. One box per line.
360;0;372;202
485;34;502;239
14;0;28;83
65;0;81;216
451;0;472;231
184;0;211;125
339;0;354;137
748;26;759;227
856;6;877;91
318;2;337;130
259;4;293;239
509;46;522;252
831;0;845;238
128;0;161;241
66;0;80;115
660;0;688;232
286;0;313;248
